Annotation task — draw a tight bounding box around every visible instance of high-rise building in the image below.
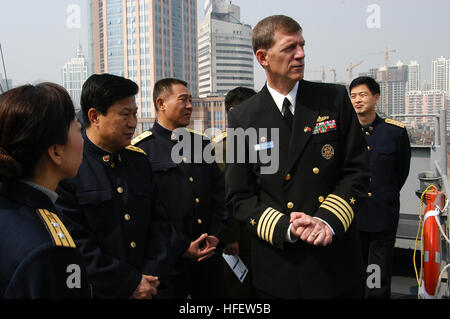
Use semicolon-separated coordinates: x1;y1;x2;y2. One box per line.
198;0;253;97
62;43;88;111
358;68;378;80
432;56;450;92
376;61;408;117
90;0;198;133
405;90;448;129
407;61;420;92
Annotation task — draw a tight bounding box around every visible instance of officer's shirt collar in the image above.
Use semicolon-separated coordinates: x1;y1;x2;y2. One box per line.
267;81;299;115
22;180;58;204
362;114;383;134
83;131;124;168
152;121;184;142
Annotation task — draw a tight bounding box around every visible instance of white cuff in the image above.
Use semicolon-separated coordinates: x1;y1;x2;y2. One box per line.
286;223;299;243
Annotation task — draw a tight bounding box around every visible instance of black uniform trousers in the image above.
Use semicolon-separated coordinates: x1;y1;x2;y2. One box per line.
360;230;397;299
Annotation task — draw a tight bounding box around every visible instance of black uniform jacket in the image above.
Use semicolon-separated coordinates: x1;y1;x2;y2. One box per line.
225;80;370;298
0;180;91;298
358;115;411;232
56;132;171;298
132;122;228;271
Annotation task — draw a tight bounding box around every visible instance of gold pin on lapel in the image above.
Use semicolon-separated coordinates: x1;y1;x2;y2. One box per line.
304;126;311;133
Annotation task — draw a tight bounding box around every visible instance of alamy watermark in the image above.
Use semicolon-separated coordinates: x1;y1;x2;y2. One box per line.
366;4;381;29
366;264;381;289
171;127;280;175
66;264;81;289
66;4;81;29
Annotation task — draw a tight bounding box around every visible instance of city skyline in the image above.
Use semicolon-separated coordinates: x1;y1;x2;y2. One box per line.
0;0;449;90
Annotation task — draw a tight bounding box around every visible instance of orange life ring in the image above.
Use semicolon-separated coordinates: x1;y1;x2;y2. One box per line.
422;191;442;296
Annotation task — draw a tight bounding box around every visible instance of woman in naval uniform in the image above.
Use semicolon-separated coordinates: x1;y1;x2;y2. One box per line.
0;83;91;298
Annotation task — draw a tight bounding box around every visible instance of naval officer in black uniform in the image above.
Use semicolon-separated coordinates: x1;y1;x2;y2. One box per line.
350;76;411;299
132;78;227;299
56;74;170;299
225;15;370;298
0;83;91;298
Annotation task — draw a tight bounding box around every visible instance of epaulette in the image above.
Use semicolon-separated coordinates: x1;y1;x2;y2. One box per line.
131;131;152;146
212;131;227;143
385;118;406;129
36;209;76;248
125;145;147;155
186;128;207;138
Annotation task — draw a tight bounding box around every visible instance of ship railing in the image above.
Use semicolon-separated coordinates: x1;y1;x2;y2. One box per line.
392;110;449;297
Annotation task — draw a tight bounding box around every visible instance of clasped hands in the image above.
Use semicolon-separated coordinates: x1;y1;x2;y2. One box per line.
131;274;160;299
290;212;333;246
183;233;219;262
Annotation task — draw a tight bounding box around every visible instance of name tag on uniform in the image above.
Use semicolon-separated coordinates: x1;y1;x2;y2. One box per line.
254;141;274;152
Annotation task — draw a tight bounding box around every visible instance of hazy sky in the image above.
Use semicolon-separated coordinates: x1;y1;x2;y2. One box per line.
1;0;449;90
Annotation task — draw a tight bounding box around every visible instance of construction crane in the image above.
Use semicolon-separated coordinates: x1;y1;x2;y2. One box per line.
306;65;336;83
361;47;396;70
329;68;337;83
346;60;364;82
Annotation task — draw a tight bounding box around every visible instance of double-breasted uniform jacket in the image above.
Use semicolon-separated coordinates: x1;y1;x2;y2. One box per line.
0;180;91;298
132;122;228;267
358;114;411;232
225;80;370;298
56;132;171;298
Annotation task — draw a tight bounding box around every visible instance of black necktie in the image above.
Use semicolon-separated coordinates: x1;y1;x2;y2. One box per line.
282;97;293;129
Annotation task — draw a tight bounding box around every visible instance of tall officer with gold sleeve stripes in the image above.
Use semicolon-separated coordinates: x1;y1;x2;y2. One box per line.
225;15;370;299
56;74;171;299
350;76;411;299
132;78;228;299
0;83;91;298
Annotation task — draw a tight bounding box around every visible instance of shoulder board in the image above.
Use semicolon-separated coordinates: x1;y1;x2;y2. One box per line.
212;131;227;143
385;118;406;128
131;131;152;145
36;209;76;248
186;128;207;137
125;145;147;155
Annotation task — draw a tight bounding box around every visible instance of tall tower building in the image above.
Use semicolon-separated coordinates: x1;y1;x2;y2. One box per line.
406;61;420;92
198;0;253;97
62;43;89;111
432;56;450;92
377;61;408;117
90;0;198;132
